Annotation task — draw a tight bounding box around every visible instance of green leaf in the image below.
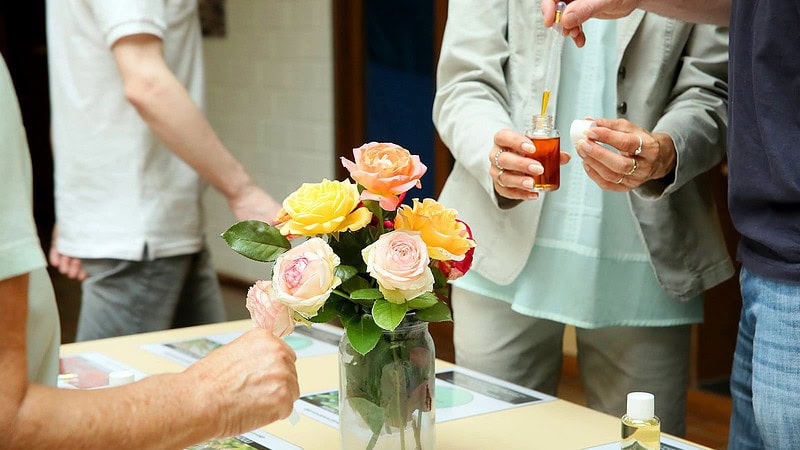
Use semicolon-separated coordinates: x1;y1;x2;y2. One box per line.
348;397;385;435
341;275;371;294
350;288;384;300
362;199;385;221
221;220;291;262
308;294;342;323
372;299;408;331
338;301;360;327
415;301;452;322
406;292;439;310
345;315;382;355
380;361;411;428
334;265;358;284
431;265;448;290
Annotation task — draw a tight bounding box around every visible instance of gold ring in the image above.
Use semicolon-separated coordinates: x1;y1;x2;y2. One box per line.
615;175;625;184
497;169;508;188
494;149;505;170
625;158;638;176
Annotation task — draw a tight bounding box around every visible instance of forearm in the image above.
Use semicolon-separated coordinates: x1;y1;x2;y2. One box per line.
126;72;255;200
10;372;220;449
639;0;731;26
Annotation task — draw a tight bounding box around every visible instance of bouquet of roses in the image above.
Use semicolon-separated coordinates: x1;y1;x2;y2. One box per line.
223;142;474;450
223;142;474;352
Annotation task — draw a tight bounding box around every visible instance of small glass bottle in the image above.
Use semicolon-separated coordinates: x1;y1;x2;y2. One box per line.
621;392;661;450
525;114;560;191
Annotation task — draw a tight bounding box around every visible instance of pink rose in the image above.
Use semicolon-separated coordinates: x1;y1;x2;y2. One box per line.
362;231;434;304
246;280;295;338
273;238;341;318
433;219;475;280
341;142;427;210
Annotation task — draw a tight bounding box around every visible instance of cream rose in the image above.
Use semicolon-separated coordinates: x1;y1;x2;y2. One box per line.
245;280;295;338
272;238;341;318
362;231;434;304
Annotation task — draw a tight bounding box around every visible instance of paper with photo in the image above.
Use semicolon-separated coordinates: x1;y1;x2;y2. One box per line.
185;429;300;450
584;436;706;450
142;323;342;366
295;366;555;428
58;352;148;389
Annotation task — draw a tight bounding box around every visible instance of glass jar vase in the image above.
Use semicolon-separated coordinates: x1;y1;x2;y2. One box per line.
338;314;436;450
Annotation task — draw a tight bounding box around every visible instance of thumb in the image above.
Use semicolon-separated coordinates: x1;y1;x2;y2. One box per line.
562;0;605;29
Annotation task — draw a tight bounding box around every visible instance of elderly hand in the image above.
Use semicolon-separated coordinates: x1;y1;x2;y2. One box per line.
575;118;676;192
541;0;642;47
490;128;571;201
189;328;300;437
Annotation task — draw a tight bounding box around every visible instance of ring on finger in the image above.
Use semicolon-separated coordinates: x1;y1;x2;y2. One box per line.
497;168;508;188
634;135;643;156
625;157;638;176
615;174;625;185
494;149;505;170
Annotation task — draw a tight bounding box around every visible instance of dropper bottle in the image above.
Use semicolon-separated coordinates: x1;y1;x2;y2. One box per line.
621;392;661;450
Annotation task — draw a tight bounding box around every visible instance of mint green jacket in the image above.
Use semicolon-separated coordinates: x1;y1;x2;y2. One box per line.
434;2;734;301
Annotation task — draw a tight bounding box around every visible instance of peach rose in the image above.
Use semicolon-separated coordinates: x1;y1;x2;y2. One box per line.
394;199;475;261
362;231;434;304
341;142;427;210
272;238;341;318
245;280;295;338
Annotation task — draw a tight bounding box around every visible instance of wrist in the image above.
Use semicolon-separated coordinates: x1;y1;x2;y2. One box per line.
177;368;229;438
651;132;677;180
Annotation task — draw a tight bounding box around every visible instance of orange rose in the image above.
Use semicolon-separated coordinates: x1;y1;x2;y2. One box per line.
394;199;475;261
341;142;427;210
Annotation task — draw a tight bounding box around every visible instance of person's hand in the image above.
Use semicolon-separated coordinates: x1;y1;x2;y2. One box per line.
490;128;571;201
541;0;642;47
575;118;676;192
189;328;300;437
48;225;87;281
227;183;282;224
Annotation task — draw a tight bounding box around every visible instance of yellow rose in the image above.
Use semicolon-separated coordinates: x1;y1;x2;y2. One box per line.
394;198;475;261
279;179;372;236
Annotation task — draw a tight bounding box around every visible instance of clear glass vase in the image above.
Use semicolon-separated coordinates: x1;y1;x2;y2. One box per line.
338;314;436;450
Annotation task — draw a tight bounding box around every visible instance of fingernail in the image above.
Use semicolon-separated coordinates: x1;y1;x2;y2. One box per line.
521;142;536;154
583;129;599;140
528;163;544;175
522;179;534;189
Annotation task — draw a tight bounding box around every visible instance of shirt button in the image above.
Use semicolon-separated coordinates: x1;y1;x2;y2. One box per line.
618;66;626;80
617;101;628;115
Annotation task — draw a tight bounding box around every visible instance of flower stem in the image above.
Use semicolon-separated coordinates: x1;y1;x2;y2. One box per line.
366;430;380;450
392;343;407;450
412;409;422;450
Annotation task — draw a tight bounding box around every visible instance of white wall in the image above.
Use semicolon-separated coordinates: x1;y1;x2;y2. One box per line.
202;0;335;282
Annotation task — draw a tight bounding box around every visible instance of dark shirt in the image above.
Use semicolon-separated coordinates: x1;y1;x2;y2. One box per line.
728;0;800;282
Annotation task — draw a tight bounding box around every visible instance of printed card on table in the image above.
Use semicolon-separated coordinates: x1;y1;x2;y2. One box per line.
294;366;555;428
141;323;343;366
583;436;706;450
58;352;148;389
185;429;300;450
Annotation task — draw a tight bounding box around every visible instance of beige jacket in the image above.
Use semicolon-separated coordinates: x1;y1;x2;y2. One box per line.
434;1;734;301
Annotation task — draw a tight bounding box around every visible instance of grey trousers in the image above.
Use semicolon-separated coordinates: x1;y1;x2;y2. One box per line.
452;287;691;436
76;245;226;341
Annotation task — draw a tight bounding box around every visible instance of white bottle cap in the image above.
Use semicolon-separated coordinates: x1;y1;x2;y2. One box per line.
570;119;596;147
626;392;655;420
108;371;135;387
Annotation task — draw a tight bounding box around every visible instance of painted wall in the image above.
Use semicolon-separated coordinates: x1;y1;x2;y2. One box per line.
202;0;335;282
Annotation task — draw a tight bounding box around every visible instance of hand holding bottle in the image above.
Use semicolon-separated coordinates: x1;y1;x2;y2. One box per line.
489;128;571;201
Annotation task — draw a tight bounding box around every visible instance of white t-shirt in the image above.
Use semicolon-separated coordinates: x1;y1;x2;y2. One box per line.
47;0;207;260
0;57;60;386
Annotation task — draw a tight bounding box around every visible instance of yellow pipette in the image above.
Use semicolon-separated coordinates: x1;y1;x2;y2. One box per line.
540;1;567;117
